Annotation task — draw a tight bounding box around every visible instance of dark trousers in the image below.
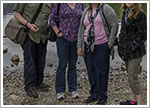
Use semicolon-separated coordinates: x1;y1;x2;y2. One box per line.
55;37;78;94
84;42;110;100
22;37;47;91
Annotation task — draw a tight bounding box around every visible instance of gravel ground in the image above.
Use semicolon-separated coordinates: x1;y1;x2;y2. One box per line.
3;63;147;105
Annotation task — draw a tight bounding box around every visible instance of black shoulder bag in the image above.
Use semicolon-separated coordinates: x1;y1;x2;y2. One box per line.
48;3;60;42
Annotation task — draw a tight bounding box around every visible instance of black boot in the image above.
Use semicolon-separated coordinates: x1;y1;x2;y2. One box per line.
84;96;97;103
36;83;49;91
96;99;107;105
26;87;38;98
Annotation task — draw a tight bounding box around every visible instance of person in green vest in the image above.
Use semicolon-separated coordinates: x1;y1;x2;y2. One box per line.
13;3;51;98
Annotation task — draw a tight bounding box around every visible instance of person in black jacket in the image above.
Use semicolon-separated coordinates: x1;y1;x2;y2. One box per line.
118;3;146;105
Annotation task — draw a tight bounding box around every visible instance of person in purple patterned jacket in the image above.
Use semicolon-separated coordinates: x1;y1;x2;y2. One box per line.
49;3;83;100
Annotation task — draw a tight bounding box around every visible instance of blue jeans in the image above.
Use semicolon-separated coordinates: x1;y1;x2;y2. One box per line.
55;37;78;93
84;42;110;100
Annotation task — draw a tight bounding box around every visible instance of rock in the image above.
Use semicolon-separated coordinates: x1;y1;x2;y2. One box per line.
114;68;119;70
11;54;20;66
3;35;7;38
139;66;142;74
3;66;147;105
3;48;8;54
47;63;53;67
11;63;14;67
10;94;19;100
121;64;126;71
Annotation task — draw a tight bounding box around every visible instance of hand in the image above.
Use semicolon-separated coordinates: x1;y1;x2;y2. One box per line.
27;23;39;32
109;45;112;49
77;48;83;56
57;32;63;37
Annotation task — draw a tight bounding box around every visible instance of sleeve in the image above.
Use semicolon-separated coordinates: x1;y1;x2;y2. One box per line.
49;3;59;27
13;3;26;14
133;11;147;48
77;7;88;48
105;5;119;47
77;16;84;48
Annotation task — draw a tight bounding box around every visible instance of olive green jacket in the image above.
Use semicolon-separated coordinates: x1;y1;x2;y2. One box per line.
13;3;51;44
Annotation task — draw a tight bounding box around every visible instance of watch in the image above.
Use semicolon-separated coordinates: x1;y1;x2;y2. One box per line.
56;31;61;36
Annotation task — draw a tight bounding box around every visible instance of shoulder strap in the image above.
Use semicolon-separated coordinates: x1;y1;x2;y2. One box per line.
55;3;60;26
101;4;111;33
82;3;85;11
31;3;43;24
56;3;60;18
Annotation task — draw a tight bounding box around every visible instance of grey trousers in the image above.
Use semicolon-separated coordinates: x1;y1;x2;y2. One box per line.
125;57;142;95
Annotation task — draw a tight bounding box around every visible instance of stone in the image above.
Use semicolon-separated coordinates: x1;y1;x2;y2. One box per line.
10;94;19;100
3;48;8;54
121;64;126;71
47;63;53;67
11;54;20;66
11;64;14;67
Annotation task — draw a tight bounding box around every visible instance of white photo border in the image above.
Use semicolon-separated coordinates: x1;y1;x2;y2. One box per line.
1;0;149;107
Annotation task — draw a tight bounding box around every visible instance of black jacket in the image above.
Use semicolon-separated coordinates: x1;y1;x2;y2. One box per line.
118;10;146;61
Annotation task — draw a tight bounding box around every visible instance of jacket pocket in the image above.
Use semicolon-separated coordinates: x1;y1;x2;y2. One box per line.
124;42;137;53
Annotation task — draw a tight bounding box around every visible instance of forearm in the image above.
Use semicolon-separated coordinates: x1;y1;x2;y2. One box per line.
108;23;118;47
52;26;60;33
14;11;28;26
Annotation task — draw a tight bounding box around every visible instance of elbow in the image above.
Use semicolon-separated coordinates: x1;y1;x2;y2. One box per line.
112;23;119;34
13;11;20;19
13;11;17;17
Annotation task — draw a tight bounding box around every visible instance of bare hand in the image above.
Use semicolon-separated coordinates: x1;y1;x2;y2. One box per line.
27;23;39;32
77;48;83;56
109;45;112;49
57;32;63;37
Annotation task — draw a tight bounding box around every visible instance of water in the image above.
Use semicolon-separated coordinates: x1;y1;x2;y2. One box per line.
3;13;147;72
3;14;59;72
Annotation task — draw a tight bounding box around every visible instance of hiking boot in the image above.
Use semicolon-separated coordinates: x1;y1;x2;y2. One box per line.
84;96;97;103
71;91;80;99
26;87;38;98
120;100;137;105
36;83;49;91
96;99;107;105
56;93;64;100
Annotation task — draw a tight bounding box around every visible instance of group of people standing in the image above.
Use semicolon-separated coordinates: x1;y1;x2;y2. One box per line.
13;3;146;105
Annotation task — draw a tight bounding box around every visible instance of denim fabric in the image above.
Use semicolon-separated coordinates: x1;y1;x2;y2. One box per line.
55;37;78;93
84;42;110;100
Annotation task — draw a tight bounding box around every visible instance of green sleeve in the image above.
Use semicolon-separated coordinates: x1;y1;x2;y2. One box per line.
13;3;26;14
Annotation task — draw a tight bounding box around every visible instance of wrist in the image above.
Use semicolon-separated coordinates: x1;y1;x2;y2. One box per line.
25;21;28;26
26;23;30;28
56;31;61;36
